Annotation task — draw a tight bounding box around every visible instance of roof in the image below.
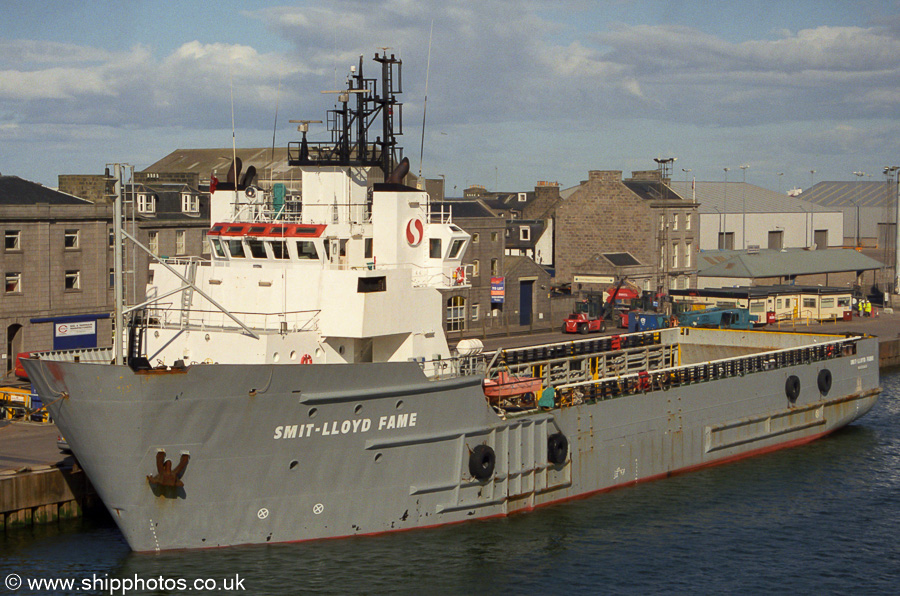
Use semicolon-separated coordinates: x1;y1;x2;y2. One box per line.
623;180;685;202
697;248;883;278
433;199;498;219
669;181;827;214
671;285;852;299
0;175;91;205
800;180;896;209
144;148;299;183
502;255;550;278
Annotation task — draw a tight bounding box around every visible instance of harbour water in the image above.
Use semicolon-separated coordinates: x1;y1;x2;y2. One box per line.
3;371;899;595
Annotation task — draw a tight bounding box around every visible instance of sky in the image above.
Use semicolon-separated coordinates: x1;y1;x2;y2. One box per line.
1;0;899;195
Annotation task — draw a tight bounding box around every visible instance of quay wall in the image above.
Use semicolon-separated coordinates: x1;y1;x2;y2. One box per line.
1;464;97;531
879;337;900;368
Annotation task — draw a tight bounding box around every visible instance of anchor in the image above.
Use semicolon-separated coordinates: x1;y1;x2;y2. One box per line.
147;450;190;488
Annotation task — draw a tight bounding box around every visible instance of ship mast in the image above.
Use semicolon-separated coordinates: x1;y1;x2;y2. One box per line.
288;52;404;179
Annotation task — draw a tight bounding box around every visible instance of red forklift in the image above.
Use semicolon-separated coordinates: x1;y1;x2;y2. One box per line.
562;277;629;334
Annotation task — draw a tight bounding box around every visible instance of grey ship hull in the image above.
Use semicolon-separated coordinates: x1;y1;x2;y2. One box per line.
24;329;880;552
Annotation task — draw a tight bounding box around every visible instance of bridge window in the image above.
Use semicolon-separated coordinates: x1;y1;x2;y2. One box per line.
210;238;226;258
227;240;245;258
271;240;289;259
248;239;267;259
296;240;318;260
430;238;442;259
448;239;465;259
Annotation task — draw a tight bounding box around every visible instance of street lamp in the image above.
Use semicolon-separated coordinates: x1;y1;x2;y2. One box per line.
853;171;865;249
740;164;749;249
723;168;730;248
682;168;693;203
884;166;900;295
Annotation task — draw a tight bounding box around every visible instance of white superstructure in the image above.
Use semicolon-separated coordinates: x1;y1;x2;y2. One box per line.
144;164;470;378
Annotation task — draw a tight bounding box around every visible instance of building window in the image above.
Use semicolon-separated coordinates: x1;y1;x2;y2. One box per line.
5;230;21;251
686;213;692;230
472;259;480;277
5;272;21;293
518;192;527;202
672;243;679;269
364;238;373;259
109;267;115;288
472;233;480;244
65;270;80;291
491;232;499;242
182;193;199;214
148;231;159;255
491;258;499;276
175;230;186;255
685;242;693;267
108;228;115;249
138;193;156;214
659;215;665;231
660;244;666;267
803;298;816;309
471;303;480;321
446;296;466;331
519;226;530;241
718;232;734;250
672;213;679;231
64;229;79;249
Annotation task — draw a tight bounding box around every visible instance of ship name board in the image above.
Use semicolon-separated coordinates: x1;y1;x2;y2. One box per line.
274;412;418;440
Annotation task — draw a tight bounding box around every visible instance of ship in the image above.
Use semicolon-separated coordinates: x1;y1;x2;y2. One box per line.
24;53;881;552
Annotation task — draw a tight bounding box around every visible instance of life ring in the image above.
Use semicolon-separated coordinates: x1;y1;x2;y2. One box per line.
300;353;313;364
454;267;466;285
826;344;834;358
785;375;801;403
469;444;495;480
817;369;832;395
547;433;568;465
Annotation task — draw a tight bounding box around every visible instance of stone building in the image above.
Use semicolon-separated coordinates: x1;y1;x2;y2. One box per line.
59;170;210;300
0;175;114;371
435;198;555;340
553;170;698;299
